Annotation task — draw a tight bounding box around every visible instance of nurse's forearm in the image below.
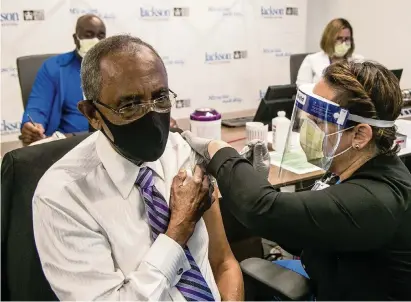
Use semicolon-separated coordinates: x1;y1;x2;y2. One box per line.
208;140;231;159
208;147;277;204
206;148;276;231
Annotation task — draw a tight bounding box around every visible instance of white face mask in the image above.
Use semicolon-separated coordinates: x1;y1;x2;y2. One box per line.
300;119;353;163
334;41;351;58
77;36;100;58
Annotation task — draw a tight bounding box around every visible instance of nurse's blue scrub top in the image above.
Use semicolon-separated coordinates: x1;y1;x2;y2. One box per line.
21;51;88;136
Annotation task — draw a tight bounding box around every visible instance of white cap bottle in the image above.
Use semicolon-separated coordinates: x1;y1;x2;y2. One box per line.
272;111;291;154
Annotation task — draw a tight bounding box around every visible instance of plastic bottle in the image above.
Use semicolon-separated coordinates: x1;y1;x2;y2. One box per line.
272;111;291;153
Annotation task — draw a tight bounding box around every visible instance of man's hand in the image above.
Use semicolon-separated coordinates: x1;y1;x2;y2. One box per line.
21;122;46;145
166;166;213;246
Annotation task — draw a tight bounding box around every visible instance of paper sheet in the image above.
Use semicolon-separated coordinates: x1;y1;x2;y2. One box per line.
270;150;322;175
29;131;66;146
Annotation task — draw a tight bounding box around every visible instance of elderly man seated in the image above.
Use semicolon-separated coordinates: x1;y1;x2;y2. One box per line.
32;35;243;301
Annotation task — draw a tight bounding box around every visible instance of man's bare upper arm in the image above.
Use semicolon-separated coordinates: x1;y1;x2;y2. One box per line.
203;189;235;271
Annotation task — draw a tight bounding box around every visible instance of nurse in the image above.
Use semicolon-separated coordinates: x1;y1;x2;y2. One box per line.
180;60;411;300
296;18;363;86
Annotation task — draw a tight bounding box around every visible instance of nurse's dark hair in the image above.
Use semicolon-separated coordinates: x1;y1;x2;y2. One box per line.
323;60;403;156
320;18;355;58
80;34;166;101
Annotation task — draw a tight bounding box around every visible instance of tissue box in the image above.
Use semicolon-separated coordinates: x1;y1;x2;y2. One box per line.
395;132;407;149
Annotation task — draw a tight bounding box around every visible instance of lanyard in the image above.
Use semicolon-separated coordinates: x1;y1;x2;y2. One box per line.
312;174;340;191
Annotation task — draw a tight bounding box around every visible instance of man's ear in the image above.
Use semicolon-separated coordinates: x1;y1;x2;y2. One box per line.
352;124;373;150
73;33;79;49
78;100;101;131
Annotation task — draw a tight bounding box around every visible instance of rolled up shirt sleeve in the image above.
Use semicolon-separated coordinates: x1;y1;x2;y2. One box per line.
33;195;191;301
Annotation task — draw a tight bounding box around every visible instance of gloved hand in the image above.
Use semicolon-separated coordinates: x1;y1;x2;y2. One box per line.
240;139;270;179
181;131;212;164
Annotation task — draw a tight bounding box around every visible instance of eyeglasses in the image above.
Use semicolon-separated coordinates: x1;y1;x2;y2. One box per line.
336;36;352;43
92;89;177;121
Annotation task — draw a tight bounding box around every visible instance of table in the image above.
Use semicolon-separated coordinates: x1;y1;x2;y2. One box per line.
0;133;75;157
1;140;23;157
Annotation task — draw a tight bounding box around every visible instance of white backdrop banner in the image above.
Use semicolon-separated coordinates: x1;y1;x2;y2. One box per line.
1;0;307;142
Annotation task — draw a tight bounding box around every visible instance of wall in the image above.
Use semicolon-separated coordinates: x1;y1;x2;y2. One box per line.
0;0;307;142
305;0;411;89
305;0;329;52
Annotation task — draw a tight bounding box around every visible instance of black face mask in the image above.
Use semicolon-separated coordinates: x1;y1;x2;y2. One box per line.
97;110;170;162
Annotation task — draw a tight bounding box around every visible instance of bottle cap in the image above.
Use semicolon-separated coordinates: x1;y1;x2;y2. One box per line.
190;108;221;121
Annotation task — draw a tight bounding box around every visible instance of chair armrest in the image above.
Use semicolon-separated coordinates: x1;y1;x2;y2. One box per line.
240;257;312;301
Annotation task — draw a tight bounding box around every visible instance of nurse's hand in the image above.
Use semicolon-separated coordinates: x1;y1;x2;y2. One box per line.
240;140;270;179
181;131;230;165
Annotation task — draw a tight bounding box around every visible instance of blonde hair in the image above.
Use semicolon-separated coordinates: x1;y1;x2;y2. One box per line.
320;18;355;58
323;60;403;156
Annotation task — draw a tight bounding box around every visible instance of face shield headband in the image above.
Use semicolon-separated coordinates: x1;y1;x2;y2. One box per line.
284;84;396;171
296;84;396;129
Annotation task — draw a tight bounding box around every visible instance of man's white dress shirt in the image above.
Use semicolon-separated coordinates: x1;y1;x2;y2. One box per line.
296;51;364;87
33;131;221;301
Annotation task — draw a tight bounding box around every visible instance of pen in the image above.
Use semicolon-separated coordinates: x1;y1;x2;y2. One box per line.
27;114;36;127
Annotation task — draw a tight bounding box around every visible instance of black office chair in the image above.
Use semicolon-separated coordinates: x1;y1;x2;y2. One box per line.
289;53;311;85
1;134;88;301
241;258;312;300
16;54;57;109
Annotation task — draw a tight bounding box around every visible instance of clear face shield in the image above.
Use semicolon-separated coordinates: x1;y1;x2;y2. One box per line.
278;84;350;178
276;84;396;188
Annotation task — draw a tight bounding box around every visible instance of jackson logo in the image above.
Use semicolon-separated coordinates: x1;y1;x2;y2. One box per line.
261;6;284;17
175;99;191;109
23;10;45;21
140;7;189;19
1;120;21;134
173;7;189;17
261;6;298;18
1;12;19;26
205;50;247;63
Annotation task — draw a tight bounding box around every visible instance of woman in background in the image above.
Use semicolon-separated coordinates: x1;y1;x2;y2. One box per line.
296;18;363;86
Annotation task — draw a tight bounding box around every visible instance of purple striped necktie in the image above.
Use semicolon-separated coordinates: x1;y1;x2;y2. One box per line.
136;167;215;301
